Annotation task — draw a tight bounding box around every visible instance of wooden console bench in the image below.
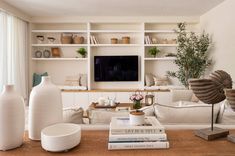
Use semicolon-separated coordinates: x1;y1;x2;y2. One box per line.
1;130;235;156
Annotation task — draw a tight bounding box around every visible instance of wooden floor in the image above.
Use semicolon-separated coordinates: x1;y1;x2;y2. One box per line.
1;130;235;156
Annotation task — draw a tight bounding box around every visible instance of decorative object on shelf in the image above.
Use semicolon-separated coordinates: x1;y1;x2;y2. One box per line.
111;38;118;44
47;37;56;44
144;35;152;44
90;35;99;44
145;92;154;106
165;53;177;57
151;37;158;44
153;76;169;86
148;47;161;58
64;75;80;86
122;36;130;44
61;33;73;44
167;23;211;88
76;48;87;58
36;35;44;44
73;35;84;44
41;123;81;152
43;49;51;58
33;72;48;87
161;39;168;44
0;85;25;151
129;91;145;125
35;50;42;58
168;39;177;44
188;70;232;141
51;47;61;57
29;76;63;140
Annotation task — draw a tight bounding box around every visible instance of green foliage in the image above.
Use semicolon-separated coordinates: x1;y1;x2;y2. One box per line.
167;23;211;88
148;47;161;57
76;48;87;57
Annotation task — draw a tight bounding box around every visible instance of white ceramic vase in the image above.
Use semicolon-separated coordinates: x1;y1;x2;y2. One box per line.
0;85;25;151
29;76;63;140
129;111;145;126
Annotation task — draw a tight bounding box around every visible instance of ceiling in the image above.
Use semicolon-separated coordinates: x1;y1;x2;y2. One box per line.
3;0;225;17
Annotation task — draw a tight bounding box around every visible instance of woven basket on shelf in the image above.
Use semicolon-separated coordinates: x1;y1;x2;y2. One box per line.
61;33;73;44
73;35;84;44
122;36;130;44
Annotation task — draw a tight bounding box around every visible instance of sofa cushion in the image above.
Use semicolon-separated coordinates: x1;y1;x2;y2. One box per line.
154;102;220;124
217;100;235;124
63;107;84;124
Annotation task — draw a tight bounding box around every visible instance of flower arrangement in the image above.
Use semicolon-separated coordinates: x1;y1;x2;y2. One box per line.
130;92;144;109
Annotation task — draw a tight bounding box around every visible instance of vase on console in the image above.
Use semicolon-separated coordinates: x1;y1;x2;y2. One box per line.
29;76;63;141
0;85;25;151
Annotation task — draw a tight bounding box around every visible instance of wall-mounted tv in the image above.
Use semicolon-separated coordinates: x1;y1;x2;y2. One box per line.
94;56;138;82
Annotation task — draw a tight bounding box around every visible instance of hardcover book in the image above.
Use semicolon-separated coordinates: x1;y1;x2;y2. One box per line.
110;117;165;135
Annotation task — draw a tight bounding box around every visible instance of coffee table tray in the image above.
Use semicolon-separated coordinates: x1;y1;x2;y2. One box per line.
92;102;120;108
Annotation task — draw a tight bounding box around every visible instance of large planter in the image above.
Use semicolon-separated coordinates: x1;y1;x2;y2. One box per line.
0;85;25;151
29;76;63;140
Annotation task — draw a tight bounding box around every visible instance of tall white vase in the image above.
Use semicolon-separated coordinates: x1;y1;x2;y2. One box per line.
0;85;25;151
29;76;63;140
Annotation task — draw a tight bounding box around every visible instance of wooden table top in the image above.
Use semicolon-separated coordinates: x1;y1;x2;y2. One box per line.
1;130;235;156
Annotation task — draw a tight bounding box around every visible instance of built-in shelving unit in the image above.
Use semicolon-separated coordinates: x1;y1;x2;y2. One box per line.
30;22;198;91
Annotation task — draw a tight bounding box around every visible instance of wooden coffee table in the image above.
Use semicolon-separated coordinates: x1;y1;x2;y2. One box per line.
1;130;235;156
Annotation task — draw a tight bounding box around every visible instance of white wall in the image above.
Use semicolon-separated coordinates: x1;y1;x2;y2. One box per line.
200;0;235;81
0;0;31;21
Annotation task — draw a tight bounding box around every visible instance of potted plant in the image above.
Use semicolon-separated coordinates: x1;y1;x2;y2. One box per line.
167;23;211;88
148;47;160;58
129;91;145;125
76;48;87;58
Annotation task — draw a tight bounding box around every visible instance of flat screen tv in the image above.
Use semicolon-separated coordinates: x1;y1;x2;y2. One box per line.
94;56;138;81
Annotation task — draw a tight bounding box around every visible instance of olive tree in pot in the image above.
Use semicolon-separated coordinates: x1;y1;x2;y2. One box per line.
167;23;212;88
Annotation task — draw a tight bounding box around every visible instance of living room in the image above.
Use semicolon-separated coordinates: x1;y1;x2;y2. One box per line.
0;0;235;155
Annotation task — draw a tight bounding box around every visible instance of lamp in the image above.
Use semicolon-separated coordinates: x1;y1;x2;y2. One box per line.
145;92;154;106
188;70;232;141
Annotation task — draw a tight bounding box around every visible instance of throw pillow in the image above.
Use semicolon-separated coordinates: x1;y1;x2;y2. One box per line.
191;94;200;102
217;100;235;124
145;73;155;87
153;102;220;124
33;72;48;87
63;107;84;124
153;76;169;86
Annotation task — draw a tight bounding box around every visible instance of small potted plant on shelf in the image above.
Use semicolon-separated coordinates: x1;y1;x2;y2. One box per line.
148;47;161;58
129;91;145;125
76;48;87;58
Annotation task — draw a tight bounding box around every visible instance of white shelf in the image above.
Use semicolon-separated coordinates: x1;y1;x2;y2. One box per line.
145;30;175;33
90;44;142;47
32;30;87;33
90;30;142;33
144;57;177;61
144;44;178;47
32;58;88;61
31;44;88;47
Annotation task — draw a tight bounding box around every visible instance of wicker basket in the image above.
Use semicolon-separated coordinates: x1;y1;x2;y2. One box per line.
122;36;130;44
111;38;118;44
51;47;61;57
61;33;73;44
73;35;84;44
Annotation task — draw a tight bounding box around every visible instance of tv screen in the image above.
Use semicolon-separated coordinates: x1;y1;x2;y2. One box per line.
94;56;138;81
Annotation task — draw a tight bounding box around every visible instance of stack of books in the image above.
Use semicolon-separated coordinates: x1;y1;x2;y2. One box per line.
144;35;152;44
108;116;169;150
90;35;99;44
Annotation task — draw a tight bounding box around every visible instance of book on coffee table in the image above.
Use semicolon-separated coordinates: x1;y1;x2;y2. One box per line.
110;116;165;135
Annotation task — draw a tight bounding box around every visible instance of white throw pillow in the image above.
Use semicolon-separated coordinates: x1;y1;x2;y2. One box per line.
145;73;155;87
218;100;235;124
63;107;84;124
154;102;220;124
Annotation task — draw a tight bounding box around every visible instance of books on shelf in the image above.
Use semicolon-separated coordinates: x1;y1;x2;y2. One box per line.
90;35;99;44
145;35;152;44
108;116;169;150
110;116;165;135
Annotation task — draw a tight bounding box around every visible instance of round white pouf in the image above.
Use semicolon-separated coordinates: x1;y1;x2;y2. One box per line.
41;123;81;152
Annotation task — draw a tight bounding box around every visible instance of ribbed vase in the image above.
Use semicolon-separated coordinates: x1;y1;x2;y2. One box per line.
28;76;63;140
0;85;25;151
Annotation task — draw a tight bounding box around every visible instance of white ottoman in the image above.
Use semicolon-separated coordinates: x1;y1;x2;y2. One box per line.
41;123;81;152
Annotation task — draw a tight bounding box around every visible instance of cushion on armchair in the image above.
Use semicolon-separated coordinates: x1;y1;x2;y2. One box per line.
63;107;84;124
